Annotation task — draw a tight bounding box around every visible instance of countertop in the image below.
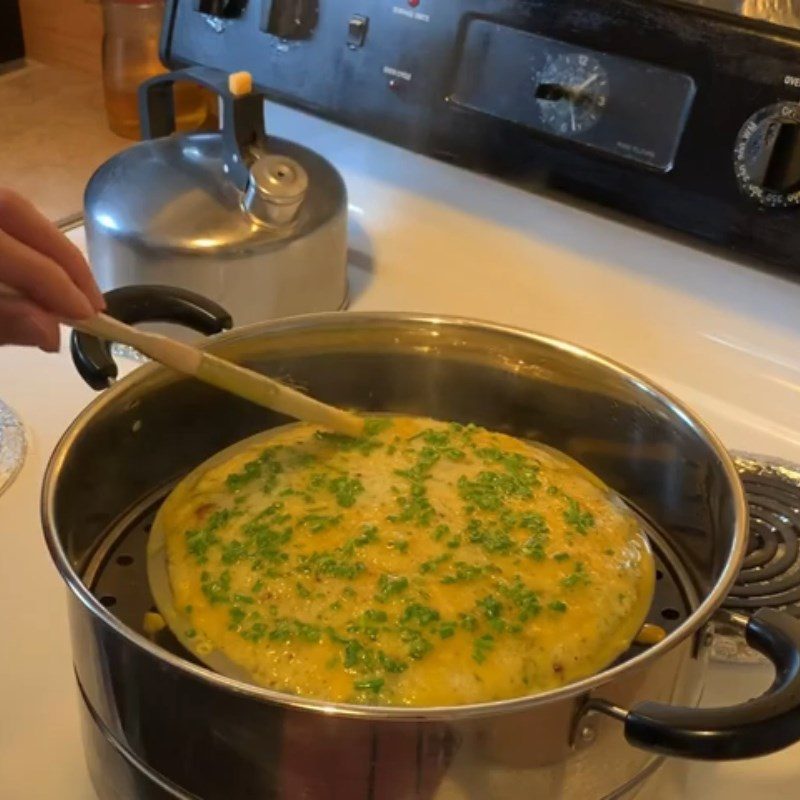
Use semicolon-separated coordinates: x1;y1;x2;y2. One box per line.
0;61;128;222
3;101;800;798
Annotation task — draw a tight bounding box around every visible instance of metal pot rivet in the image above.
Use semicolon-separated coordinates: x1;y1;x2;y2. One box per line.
580;724;596;745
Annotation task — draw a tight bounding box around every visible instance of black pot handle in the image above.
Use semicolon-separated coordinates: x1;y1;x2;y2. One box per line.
591;608;800;760
139;65;266;192
70;285;233;390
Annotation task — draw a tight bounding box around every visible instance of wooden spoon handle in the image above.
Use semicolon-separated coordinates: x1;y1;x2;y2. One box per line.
0;282;364;437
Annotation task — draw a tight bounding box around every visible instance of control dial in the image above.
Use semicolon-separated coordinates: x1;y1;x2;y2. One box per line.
535;53;609;135
262;0;319;40
734;102;800;208
195;0;244;17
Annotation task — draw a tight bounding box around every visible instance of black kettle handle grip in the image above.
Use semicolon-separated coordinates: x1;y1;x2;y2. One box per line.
70;285;233;390
139;65;266;190
592;608;800;760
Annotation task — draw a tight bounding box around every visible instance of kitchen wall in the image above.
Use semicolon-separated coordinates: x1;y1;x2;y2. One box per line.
18;0;102;74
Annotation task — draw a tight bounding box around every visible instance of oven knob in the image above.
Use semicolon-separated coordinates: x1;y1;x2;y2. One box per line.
734;102;800;207
195;0;244;17
261;0;319;40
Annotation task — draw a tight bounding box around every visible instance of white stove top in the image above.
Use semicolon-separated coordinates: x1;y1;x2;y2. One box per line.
1;102;799;798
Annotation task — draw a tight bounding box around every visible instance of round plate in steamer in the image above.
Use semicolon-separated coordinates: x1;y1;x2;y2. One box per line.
147;419;656;694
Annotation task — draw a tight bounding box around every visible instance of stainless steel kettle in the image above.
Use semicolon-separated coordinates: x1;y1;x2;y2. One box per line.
84;66;348;328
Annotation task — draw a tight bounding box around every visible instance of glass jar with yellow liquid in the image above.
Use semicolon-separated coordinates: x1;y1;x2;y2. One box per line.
102;0;215;139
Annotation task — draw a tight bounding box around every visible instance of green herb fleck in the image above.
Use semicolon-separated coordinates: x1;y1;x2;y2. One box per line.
473;634;495;664
225;460;262;491
459;449;541;510
363;417;393;436
441;561;486;584
200;570;231;605
347;609;388;640
420;553;452;574
297;551;365;580
374;574;410;602
354;677;385;693
299;513;342;533
314;430;383;456
185;527;219;564
477;595;504;620
228;606;246;628
500;578;541;622
185;507;237;564
561;561;590;589
466;517;514;555
359;524;379;542
328;476;365;508
563;497;595;535
406;633;432;660
521;518;549;560
433;524;450;542
401;603;441;626
379;651;408;673
389;482;435;527
268;618;322;644
439;622;457;639
459;613;478;631
220;538;247;565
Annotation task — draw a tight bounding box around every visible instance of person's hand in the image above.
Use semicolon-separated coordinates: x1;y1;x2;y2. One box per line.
0;189;105;352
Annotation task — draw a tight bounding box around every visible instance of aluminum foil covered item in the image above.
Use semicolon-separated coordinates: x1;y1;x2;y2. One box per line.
0;401;26;498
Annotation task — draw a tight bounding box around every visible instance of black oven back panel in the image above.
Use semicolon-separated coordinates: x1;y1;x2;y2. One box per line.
163;0;800;273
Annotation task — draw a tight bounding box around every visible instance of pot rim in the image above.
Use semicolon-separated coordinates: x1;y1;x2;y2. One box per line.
41;311;749;721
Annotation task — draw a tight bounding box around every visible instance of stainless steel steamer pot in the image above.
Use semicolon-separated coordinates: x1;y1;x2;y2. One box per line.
43;287;800;800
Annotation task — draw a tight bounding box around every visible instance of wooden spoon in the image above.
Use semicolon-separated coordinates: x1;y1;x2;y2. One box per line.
0;283;364;437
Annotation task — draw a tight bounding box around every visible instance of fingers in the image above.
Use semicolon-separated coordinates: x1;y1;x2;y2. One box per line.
0;227;96;320
0;189;105;312
0;296;60;352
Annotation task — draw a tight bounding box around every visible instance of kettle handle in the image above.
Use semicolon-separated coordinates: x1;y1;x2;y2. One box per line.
138;65;267;191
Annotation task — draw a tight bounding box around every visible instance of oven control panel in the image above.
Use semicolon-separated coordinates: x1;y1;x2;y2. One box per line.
451;20;695;172
162;0;800;274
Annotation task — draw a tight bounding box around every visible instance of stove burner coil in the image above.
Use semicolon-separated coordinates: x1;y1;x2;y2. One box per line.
715;454;800;662
726;456;800;614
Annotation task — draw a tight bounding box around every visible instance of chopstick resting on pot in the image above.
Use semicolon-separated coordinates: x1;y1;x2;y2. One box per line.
0;282;364;437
